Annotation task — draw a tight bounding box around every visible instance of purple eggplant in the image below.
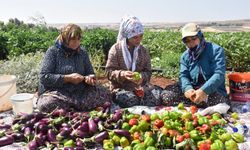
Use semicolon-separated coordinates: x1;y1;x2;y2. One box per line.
93;131;108;143
77;121;89;132
112;110;122;122
39;118;50;124
93;117;100;124
73;121;81;129
19;114;35;124
28;140;38;150
24;127;31;134
76;139;83;147
11;132;25;142
72;129;89;138
47;129;57;143
61;122;71;128
34;133;46;146
0;124;11;130
0;135;14;146
114;129;132;141
88;118;97;134
81;131;108;144
51;108;66;117
103;101;111;109
60;127;72;136
34;112;46;121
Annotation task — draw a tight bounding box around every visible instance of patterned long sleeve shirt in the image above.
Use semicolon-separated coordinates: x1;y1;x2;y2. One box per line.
39;46;94;95
105;42;152;91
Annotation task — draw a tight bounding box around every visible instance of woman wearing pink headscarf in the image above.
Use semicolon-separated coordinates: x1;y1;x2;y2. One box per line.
105;15;162;108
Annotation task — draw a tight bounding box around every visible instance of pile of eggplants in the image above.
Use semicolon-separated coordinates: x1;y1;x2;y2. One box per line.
0;101;129;149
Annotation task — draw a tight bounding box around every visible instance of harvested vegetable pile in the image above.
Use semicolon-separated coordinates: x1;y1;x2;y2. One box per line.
0;102;246;150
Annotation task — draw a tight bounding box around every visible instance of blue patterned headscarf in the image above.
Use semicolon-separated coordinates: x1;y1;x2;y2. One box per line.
117;15;144;42
188;31;207;62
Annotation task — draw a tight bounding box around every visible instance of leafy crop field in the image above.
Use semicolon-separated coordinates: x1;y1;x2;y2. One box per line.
0;21;250;93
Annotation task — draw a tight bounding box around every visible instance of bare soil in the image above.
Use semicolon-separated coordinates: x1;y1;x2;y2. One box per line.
97;76;176;89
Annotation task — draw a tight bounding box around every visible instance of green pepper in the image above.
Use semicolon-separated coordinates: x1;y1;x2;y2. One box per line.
64;139;74;147
144;136;155;147
120;137;130;148
146;146;157;150
212;113;221;120
165;136;172;147
133;72;141;81
103;140;115;150
198;116;209;125
123;146;132;150
112;135;120;145
232;133;244;143
231;112;239;119
130;139;141;147
219;133;231;142
126;114;135;121
225;139;238;150
185;121;194;131
150;113;159;121
137;120;150;132
189;130;201;141
129;125;138;133
133;143;146;150
164;120;173;129
181;112;192;120
178;102;185;110
161;111;171;120
169;111;181;121
209;131;219;141
122;122;130;130
0;130;4;138
211;139;224;150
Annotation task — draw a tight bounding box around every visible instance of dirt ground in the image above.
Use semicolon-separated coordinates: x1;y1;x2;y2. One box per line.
97;76;176;89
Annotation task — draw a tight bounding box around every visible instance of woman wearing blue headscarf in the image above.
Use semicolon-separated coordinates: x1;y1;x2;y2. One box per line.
162;23;229;107
105;15;162;108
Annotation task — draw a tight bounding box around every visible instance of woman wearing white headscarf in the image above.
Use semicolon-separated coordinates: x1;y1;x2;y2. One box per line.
105;15;162;108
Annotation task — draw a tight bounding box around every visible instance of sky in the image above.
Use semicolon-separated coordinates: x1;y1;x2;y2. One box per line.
0;0;250;24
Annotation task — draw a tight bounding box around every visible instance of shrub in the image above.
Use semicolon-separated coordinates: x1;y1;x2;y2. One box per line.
0;52;44;93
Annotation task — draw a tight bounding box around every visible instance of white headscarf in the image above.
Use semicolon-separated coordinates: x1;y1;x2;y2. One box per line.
117;15;144;71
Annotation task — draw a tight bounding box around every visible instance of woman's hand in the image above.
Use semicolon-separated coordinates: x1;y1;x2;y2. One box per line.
184;89;196;100
121;71;134;81
64;73;85;84
84;74;96;86
121;71;143;85
193;89;208;103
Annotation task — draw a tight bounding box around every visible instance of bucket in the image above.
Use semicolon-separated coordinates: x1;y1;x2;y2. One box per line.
10;93;34;115
228;72;250;102
0;75;17;112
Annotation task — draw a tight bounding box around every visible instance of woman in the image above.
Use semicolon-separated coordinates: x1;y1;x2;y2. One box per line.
37;24;111;112
105;15;162;108
162;23;229;107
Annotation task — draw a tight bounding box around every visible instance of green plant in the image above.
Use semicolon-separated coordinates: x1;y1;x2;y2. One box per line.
0;52;44;93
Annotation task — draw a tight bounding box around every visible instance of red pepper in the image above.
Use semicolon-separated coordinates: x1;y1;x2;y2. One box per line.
176;135;184;143
135;88;144;97
154;119;164;128
141;114;151;122
183;133;190;139
129;118;138;126
199;124;211;133
190;105;198;114
199;143;211;150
